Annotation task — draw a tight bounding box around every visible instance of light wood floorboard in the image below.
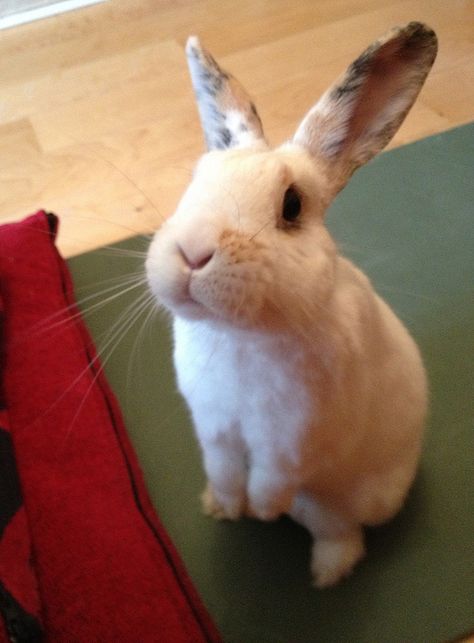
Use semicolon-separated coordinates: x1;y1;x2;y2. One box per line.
0;0;472;256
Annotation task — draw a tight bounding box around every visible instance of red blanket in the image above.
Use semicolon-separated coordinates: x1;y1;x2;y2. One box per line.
0;212;221;643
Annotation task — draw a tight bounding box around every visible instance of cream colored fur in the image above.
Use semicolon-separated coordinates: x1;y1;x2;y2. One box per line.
146;23;437;586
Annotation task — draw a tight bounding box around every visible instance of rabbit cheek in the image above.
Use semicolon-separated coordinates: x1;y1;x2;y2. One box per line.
147;257;188;309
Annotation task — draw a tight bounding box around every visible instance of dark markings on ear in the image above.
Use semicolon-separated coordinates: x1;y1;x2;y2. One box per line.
200;66;230;99
218;127;233;149
186;36;266;150
330;51;371;101
293;22;437;186
187;41;230;103
331;23;436;109
249;102;264;131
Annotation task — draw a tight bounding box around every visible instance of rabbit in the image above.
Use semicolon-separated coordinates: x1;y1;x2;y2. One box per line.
146;22;437;587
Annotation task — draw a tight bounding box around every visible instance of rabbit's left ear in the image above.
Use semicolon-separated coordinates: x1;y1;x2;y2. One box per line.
292;22;437;191
186;37;266;151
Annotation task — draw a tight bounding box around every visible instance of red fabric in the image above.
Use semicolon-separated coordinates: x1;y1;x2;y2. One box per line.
0;212;221;642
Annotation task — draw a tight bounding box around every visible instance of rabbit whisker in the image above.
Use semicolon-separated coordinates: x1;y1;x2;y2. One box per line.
29;274;147;340
58;290;154;451
125;294;159;396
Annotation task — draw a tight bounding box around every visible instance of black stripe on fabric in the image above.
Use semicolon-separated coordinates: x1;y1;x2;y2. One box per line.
94;370;218;643
0;429;22;539
0;582;43;643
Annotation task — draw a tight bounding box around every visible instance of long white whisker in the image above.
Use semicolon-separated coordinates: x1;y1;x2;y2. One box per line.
93;288;151;354
75;270;146;295
16;220;153;252
22;286;149;430
62;213;156;238
72;276;148;322
60;136;167;228
32;276;147;338
58;291;153;450
125;296;158;398
95;247;149;259
248;217;273;242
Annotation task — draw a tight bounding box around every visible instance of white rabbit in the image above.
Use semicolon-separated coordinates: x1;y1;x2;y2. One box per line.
146;23;437;587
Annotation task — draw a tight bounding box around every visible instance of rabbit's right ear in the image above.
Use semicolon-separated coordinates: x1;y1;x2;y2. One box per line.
186;36;266;151
292;23;437;192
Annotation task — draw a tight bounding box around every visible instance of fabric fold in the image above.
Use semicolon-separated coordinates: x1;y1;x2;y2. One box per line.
0;212;220;643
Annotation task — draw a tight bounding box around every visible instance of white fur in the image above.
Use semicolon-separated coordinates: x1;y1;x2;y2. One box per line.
146;25;436;587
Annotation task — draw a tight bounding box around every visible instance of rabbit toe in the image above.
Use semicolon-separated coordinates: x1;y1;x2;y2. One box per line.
311;529;365;588
201;483;245;521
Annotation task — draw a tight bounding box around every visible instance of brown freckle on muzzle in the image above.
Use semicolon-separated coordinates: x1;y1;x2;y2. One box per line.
219;228;234;242
219;228;266;250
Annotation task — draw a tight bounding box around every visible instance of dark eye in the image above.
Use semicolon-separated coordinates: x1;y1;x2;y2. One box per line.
282;186;302;223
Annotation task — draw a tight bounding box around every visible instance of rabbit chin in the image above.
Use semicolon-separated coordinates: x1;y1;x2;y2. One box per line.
174;283;266;328
154;272;273;329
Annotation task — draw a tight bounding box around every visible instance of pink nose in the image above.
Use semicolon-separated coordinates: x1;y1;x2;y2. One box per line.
178;244;214;270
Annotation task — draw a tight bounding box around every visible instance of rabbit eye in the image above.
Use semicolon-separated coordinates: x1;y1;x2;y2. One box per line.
282;186;302;223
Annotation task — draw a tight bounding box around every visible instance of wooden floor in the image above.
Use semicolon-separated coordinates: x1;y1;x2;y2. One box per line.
0;0;473;256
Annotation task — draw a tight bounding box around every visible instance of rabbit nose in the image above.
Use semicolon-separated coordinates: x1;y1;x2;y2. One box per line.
178;243;215;270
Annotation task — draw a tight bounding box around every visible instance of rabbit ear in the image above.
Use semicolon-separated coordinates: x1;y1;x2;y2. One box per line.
292;22;437;190
186;36;266;151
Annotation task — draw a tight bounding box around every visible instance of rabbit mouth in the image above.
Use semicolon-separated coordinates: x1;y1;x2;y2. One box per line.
170;273;213;319
187;262;268;325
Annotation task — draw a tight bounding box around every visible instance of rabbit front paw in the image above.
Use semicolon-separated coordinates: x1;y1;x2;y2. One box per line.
247;469;294;521
201;482;246;521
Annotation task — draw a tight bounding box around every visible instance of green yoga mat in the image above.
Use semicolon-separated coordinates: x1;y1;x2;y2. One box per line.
68;123;474;643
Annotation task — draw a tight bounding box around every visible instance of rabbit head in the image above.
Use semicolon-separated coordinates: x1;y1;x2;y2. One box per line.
146;23;437;330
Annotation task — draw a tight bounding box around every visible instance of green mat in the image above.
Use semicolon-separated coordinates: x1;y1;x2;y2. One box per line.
68;123;474;643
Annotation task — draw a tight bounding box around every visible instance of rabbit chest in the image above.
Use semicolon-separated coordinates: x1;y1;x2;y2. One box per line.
172;317;321;466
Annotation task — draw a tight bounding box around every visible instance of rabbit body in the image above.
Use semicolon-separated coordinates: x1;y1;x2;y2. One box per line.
170;218;426;587
173;259;426;531
146;23;436;586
